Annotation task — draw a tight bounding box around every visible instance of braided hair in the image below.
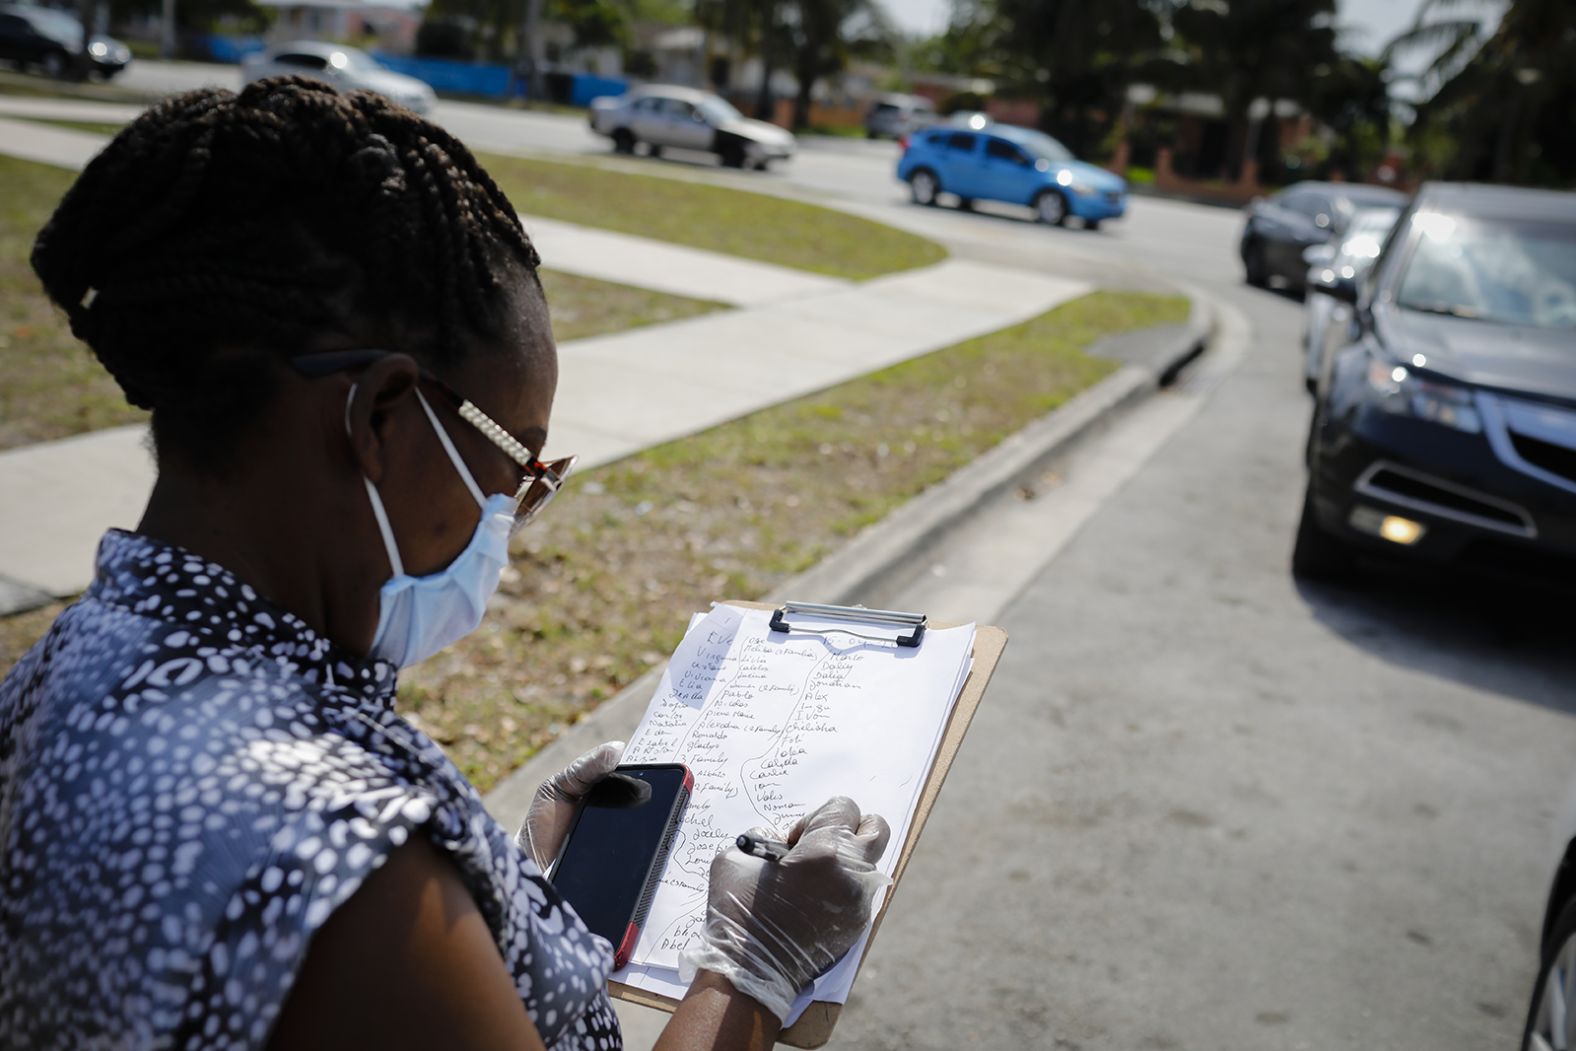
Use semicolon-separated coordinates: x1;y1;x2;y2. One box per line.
31;76;542;467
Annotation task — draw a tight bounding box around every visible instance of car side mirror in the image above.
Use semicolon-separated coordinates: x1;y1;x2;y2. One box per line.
1309;267;1358;304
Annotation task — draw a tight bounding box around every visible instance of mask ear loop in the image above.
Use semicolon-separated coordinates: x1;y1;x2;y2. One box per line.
348;383;405;578
413;388;487;509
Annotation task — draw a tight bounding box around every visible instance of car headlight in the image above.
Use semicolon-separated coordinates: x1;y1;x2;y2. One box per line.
1365;359;1481;433
89;40;107;57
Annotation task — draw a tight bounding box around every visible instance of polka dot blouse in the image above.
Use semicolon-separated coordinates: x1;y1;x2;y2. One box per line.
0;530;622;1050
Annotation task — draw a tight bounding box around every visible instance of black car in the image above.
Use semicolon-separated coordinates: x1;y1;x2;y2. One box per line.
1295;181;1576;581
0;4;130;78
1240;180;1408;292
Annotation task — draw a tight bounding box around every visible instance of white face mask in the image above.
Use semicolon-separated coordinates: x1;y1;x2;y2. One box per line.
360;389;515;669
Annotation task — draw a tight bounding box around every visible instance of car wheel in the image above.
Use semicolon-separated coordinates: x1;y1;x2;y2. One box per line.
647;143;662;159
41;51;66;78
1085;219;1102;231
908;168;939;206
1524;896;1576;1051
956;197;973;211
611;128;635;154
1034;189;1068;226
720;142;746;168
1291;481;1355;581
1244;238;1269;287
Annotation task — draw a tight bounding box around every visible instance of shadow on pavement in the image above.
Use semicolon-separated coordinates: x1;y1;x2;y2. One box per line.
1295;561;1576;717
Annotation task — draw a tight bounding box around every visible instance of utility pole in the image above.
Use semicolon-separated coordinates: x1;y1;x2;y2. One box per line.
517;0;545;102
160;0;176;59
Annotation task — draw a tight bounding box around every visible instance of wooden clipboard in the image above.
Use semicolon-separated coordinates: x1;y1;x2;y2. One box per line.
607;599;1009;1047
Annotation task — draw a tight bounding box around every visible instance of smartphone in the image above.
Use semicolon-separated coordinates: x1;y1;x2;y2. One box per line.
548;762;692;968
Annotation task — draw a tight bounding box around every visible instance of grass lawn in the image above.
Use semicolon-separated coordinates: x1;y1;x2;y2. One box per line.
13;116;129;136
397;290;1187;791
476;152;946;281
0;69;156;103
0;290;1187;790
0;152;726;451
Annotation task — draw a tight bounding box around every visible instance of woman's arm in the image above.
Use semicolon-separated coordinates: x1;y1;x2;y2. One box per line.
267;836;549;1051
269;838;780;1051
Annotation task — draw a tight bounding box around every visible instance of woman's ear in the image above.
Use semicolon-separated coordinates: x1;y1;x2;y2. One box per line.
344;354;421;485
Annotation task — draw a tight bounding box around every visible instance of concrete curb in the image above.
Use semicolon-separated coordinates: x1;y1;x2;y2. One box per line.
484;290;1217;827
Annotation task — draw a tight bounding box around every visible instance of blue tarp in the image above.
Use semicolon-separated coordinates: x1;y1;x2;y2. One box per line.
204;34;266;63
570;74;628;107
370;52;513;98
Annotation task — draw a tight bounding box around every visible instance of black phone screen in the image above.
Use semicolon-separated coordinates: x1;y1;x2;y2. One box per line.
550;764;691;961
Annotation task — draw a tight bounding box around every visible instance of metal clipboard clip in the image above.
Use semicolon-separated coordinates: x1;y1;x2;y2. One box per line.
768;600;927;648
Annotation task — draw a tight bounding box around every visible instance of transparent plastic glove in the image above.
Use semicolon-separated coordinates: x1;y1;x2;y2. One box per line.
514;740;625;871
679;796;891;1022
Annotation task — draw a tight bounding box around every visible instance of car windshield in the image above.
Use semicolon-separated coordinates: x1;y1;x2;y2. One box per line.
25;7;83;46
330;47;380;73
1396;212;1576;330
1010;129;1074;164
697;96;742;124
1334;207;1400;268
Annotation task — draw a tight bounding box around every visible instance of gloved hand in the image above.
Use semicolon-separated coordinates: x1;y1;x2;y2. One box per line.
679;796;891;1022
515;740;625;871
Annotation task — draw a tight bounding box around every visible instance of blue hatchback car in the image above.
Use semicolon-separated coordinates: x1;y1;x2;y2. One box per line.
896;121;1128;229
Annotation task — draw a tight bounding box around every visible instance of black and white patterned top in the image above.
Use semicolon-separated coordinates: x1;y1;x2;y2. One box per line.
0;529;621;1050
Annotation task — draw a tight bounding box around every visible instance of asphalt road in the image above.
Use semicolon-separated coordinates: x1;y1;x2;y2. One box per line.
117;60;1576;1047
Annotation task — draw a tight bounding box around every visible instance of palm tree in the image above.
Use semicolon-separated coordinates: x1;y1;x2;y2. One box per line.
1387;0;1575;184
956;0;1166;157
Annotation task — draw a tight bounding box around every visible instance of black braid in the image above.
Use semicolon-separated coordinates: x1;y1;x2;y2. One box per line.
30;76;541;466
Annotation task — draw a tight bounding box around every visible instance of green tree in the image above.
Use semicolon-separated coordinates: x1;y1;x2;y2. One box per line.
943;0;1168;158
1170;0;1340;180
1388;0;1576;185
779;0;893;130
1306;53;1393;180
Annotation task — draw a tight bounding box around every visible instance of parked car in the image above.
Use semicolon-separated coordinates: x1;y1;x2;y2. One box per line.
1522;777;1576;1050
1240;180;1408;291
864;93;935;140
896;121;1127;229
589;85;796;170
0;4;129;79
1294;182;1576;582
1300;204;1403;390
241;42;435;115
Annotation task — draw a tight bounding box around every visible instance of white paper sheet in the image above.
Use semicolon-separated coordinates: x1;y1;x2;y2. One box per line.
621;603;976;999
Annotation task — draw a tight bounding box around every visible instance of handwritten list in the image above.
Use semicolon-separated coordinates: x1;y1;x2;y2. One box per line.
622;603;976;976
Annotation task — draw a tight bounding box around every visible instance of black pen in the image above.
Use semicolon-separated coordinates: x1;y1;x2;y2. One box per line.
736;833;790;862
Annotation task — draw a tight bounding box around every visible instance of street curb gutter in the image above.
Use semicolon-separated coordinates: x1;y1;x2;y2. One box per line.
485;291;1217;826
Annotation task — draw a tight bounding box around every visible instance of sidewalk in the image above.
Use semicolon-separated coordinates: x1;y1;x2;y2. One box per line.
0;109;1089;611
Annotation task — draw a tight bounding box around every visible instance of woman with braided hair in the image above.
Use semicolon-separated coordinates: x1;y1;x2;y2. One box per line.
0;77;889;1050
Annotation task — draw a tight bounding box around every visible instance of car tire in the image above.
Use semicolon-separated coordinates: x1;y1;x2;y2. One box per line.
1291;482;1355;581
611;128;635;154
647;143;662;159
908;168;939;206
956;197;973;211
1034;189;1068;226
1244;238;1269;287
1085;218;1102;231
41;50;66;78
720;142;746;169
1523;894;1576;1051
